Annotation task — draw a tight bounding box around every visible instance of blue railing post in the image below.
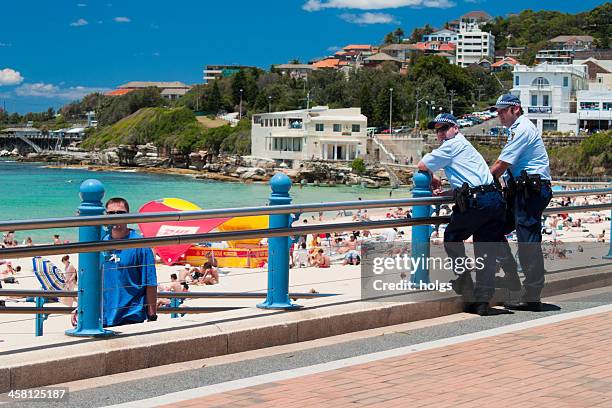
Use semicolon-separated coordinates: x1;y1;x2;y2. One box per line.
411;171;432;284
35;297;44;336
604;210;612;260
258;173;300;310
66;179;114;337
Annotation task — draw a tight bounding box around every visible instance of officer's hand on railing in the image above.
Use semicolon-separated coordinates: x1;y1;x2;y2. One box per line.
432;188;445;197
431;175;442;189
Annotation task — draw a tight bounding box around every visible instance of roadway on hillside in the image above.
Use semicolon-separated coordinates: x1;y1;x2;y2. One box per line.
5;286;612;408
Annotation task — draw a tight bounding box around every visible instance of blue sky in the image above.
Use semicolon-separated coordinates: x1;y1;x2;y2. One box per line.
0;0;606;113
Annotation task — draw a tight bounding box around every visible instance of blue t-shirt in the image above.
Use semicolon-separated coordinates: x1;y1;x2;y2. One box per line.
102;229;157;327
498;115;551;180
421;133;493;189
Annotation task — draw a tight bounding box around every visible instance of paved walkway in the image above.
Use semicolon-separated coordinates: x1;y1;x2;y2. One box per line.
158;309;612;408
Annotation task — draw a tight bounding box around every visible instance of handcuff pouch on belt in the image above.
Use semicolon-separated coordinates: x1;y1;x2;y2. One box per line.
516;170;541;198
453;182;470;213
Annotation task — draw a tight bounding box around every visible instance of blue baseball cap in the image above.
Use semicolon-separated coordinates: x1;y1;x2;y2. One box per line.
489;94;521;112
427;113;458;129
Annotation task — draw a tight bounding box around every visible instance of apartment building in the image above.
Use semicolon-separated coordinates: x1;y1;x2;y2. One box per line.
455;11;495;67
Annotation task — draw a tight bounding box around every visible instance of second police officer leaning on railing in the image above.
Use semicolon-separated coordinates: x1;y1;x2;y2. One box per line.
417;113;506;316
490;94;552;312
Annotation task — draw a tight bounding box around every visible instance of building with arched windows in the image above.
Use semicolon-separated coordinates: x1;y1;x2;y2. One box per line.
511;64;588;133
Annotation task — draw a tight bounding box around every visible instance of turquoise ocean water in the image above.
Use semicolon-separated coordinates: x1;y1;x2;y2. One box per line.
0;160;410;244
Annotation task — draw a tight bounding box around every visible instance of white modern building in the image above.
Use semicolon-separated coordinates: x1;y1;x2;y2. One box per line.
511;64;589;133
456;30;495;67
251;106;367;167
577;89;612;132
422;29;458;44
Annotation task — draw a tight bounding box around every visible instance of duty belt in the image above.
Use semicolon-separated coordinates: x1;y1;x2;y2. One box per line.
466;184;499;195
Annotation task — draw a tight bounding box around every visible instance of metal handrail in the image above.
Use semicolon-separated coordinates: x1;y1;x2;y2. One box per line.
0;306;245;315
0;216;450;258
0;289;336;299
0;189;609;232
0;197;451;231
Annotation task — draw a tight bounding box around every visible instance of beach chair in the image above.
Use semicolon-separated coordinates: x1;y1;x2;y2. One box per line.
31;256;64;303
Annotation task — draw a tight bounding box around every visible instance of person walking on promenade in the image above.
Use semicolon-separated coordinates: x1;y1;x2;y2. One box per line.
102;197;158;327
418;113;506;316
490;94;552;312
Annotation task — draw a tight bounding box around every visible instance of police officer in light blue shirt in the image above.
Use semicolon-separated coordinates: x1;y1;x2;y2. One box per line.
490;94;552;311
418;114;506;316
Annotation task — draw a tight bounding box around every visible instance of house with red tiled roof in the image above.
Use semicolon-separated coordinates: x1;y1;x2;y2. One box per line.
105;89;133;96
491;57;519;72
312;59;341;69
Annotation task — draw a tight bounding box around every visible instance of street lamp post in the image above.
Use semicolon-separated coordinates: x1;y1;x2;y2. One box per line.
268;96;272;113
415;97;424;130
389;88;394;134
239;88;243;120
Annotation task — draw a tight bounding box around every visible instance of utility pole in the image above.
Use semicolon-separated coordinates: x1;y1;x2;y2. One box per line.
306;90;310;110
389;88;393;133
239;88;243;120
449;90;456;115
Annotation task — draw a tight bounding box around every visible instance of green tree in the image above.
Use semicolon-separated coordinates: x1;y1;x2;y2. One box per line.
394;28;405;43
351;157;366;175
207;81;222;114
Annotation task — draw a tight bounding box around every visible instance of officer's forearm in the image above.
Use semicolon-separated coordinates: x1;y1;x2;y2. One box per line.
490;160;510;178
146;285;157;315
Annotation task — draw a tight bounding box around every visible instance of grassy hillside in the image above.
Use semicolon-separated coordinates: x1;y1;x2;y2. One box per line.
82;107;205;152
82;107;252;155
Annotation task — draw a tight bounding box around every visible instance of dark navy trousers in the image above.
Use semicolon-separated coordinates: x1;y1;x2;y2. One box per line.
513;185;552;301
444;190;506;302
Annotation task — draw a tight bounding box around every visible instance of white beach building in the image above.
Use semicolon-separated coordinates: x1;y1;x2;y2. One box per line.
251;106;367;167
511;63;588;133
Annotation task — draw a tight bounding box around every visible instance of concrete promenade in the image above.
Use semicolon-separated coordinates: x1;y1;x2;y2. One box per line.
145;306;612;408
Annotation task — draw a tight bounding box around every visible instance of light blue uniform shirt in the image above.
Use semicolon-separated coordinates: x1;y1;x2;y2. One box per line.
421;133;493;189
102;229;157;327
498;115;551;180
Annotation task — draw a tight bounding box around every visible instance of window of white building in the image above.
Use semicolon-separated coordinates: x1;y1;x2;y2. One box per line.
580;101;600;110
533;77;550;87
315;123;324;131
542;119;557;131
333;124;341;132
352;124;360;133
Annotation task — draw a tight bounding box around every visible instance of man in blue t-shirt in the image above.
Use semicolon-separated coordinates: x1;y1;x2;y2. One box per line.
102;197;157;327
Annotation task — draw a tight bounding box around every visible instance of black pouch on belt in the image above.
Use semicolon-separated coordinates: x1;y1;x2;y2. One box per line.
453;182;469;213
527;173;542;194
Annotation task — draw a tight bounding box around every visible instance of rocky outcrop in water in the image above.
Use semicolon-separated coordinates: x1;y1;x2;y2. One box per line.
19;148;407;186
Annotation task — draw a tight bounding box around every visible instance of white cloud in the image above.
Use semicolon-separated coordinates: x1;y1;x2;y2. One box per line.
152;52;160;57
150;23;160;29
113;16;131;23
15;82;109;100
303;0;453;10
0;42;12;47
340;12;399;24
77;3;87;6
70;18;88;27
0;68;24;86
423;0;455;7
327;45;342;52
